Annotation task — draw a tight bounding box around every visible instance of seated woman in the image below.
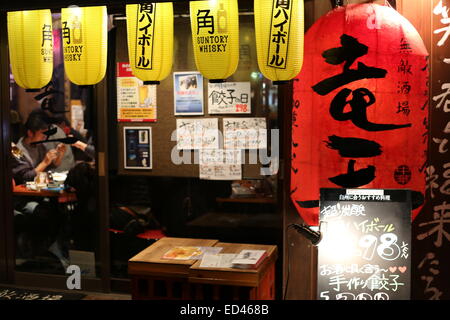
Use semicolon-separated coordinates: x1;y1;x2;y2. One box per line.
11;109;66;185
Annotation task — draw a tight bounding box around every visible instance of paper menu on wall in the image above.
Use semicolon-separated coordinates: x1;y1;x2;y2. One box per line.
208;82;251;114
199;253;238;268
176;118;219;150
223;117;267;149
199;149;242;165
199;164;242;180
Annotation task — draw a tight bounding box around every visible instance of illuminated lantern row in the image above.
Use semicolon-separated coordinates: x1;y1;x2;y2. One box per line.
254;0;304;84
61;6;108;86
7;9;53;91
290;4;429;226
126;3;173;85
190;0;239;82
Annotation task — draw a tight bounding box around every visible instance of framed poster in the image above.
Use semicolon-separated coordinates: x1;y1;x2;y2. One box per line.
116;62;157;122
208;82;251;114
317;188;412;300
173;71;204;115
123;126;152;170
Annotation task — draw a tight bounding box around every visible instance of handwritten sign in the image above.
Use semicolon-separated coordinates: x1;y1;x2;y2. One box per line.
176;118;219;150
223;117;267;149
199;149;242;181
318;188;411;300
199;164;242;181
208;82;251;114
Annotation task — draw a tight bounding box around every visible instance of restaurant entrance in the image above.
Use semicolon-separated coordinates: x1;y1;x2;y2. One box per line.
0;1;288;297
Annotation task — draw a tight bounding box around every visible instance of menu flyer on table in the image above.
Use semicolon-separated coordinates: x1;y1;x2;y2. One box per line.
116;62;157;122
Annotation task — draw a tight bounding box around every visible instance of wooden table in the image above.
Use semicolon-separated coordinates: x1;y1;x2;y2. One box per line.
13;184;77;203
189;242;277;300
128;237;219;300
128;237;278;300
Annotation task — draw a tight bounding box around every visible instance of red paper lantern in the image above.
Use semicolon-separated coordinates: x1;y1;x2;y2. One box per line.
291;4;428;226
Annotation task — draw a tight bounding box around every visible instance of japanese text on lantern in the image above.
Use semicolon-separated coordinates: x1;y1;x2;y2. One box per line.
267;0;292;69
62;17;84;62
135;4;155;70
195;6;229;54
41;24;52;63
312;34;411;188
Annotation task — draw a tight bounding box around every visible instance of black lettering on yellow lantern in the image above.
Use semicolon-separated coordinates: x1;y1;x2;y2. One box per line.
254;0;304;84
126;3;173;85
61;6;107;86
7;9;53;91
190;0;239;82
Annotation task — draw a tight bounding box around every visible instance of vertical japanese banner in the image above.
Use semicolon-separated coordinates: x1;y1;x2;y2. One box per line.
412;0;450;300
254;0;304;83
125;3;173;84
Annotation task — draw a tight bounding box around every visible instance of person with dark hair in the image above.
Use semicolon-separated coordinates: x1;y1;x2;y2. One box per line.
52;114;95;161
11;109;66;185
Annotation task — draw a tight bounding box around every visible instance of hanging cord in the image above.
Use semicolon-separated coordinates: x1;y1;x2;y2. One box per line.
283;223;322;300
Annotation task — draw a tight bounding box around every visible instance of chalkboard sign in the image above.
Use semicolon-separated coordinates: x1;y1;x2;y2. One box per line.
317;188;411;300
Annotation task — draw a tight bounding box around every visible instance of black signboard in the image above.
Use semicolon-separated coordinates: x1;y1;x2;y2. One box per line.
317;188;411;300
123;126;152;170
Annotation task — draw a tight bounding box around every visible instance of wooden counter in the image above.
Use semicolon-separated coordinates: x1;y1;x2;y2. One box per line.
128;237;218;278
189;242;277;286
128;237;277;300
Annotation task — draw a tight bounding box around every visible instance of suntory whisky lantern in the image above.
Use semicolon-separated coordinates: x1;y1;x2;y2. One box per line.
190;0;239;82
254;0;304;84
126;3;174;85
290;4;428;226
61;6;107;86
7;9;53;91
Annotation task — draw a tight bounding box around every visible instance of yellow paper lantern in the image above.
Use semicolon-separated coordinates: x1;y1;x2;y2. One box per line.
61;6;107;86
254;0;304;84
7;9;53;91
126;3;173;85
190;0;239;82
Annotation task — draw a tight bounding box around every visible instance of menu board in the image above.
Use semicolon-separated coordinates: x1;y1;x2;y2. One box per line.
317;188;411;300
